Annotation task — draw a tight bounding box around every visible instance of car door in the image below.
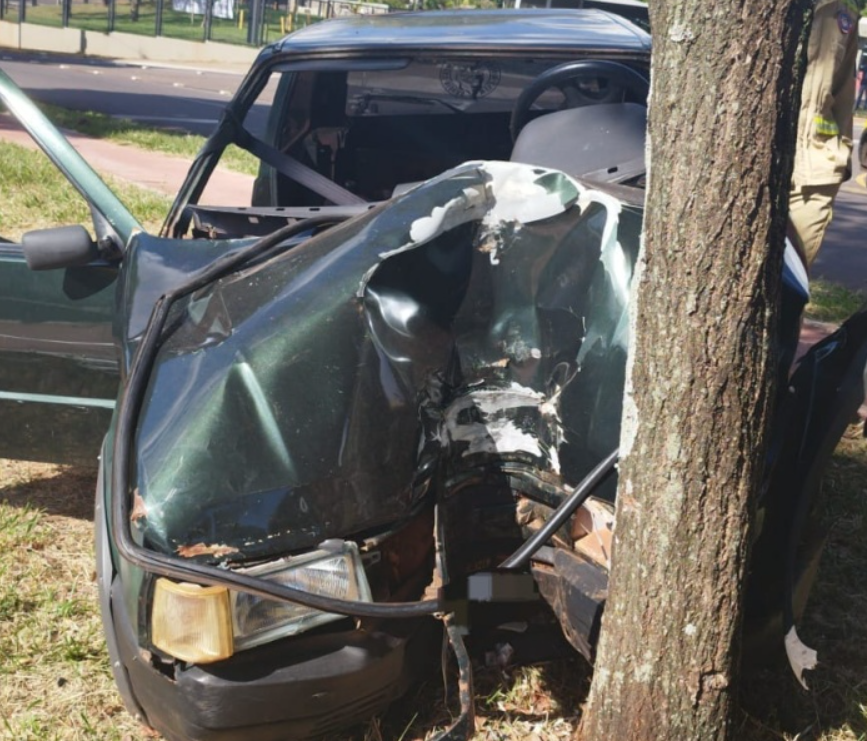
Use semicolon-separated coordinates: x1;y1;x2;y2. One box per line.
0;69;141;466
745;304;867;654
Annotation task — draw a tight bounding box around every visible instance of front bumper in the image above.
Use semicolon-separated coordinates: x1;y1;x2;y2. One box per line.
110;578;437;741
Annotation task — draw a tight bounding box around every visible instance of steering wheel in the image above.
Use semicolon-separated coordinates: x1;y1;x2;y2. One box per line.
510;60;650;142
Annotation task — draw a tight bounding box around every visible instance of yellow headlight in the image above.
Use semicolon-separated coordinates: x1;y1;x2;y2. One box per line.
151;579;234;664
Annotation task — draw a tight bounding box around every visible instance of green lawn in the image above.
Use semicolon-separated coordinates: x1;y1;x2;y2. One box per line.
807;279;867;324
38;102;260;177
24;0;295;45
0;138;171;240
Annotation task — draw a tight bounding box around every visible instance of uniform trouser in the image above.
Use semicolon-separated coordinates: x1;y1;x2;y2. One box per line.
788;183;840;267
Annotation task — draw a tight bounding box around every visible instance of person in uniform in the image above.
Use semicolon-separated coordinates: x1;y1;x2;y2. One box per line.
789;0;859;266
855;51;867;110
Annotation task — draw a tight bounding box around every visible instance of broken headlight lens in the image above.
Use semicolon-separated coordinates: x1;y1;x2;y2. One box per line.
231;541;372;651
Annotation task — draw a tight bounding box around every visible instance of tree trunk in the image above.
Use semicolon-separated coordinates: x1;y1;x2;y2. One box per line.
578;1;810;739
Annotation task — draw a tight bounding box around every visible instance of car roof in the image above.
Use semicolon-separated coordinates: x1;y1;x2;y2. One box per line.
585;0;647;8
266;9;651;58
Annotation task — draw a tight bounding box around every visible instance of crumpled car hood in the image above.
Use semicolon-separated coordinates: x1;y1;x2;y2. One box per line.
131;161;642;561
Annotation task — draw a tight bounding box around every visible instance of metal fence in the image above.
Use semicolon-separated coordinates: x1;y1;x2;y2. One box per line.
0;0;389;46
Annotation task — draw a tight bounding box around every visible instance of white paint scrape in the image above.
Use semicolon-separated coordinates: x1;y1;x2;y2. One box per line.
408;185;489;244
477;162;579;265
442;382;563;472
359;161;583;292
784;625;818;689
480;162;574;228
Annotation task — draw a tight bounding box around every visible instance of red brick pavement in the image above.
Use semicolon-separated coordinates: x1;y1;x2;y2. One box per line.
0;113;254;206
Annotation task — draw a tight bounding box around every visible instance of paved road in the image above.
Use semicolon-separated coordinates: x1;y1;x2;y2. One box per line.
0;49;268;135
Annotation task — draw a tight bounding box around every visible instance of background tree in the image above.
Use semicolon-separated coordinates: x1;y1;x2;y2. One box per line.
577;1;811;739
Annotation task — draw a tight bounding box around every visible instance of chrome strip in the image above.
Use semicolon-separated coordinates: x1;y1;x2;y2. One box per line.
0;391;115;409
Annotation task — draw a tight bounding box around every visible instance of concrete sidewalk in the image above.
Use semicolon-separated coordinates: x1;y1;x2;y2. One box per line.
0;113;254;206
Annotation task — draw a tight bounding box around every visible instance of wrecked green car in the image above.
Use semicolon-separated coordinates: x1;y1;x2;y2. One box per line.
1;9;865;741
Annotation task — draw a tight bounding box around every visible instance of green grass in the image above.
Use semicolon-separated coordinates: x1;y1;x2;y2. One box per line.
38;103;260;177
0;461;149;741
807;279;867;325
739;425;867;741
0;139;171;240
25;0;291;45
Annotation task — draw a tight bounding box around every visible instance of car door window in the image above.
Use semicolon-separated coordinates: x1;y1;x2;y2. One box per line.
0;126;118;465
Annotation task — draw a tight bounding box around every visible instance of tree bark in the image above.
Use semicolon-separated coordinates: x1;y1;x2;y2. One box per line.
578;1;810;739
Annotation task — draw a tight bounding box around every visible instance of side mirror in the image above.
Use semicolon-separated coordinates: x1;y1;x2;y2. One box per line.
22;225;100;271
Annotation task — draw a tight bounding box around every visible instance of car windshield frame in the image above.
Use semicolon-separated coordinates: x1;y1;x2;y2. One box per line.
162;25;651;238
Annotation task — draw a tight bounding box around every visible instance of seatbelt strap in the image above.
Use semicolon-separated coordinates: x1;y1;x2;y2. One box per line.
235;127;365;206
